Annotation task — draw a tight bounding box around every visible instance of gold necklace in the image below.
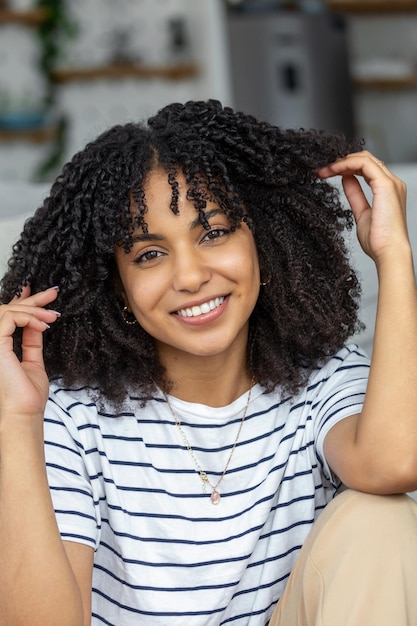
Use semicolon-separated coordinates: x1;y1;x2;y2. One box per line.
164;379;255;505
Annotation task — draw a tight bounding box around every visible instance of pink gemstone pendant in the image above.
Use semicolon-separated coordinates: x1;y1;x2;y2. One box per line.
210;490;221;505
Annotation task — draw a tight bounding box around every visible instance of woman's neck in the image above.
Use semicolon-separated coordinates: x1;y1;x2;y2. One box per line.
160;352;253;407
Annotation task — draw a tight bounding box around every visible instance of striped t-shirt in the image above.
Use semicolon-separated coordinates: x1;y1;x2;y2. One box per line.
44;344;369;625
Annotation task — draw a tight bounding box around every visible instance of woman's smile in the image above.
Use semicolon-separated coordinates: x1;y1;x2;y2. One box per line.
174;295;227;318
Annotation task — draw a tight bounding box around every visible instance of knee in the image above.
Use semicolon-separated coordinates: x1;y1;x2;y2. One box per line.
317;489;417;546
331;488;417;519
294;492;417;625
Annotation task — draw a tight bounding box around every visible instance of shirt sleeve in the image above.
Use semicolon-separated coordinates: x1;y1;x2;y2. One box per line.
312;344;370;485
44;389;101;550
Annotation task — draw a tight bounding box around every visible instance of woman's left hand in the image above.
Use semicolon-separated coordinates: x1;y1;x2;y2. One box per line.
317;150;409;266
319;152;417;495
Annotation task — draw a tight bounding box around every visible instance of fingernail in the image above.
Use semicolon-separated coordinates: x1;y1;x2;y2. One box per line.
48;285;60;291
50;310;61;316
43;322;51;329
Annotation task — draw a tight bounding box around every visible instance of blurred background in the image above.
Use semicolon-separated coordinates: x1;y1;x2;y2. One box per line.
1;0;417;182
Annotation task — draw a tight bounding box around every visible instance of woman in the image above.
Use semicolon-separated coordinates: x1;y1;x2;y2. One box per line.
0;100;416;625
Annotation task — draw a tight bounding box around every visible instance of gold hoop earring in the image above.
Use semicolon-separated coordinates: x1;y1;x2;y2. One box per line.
122;305;137;326
260;272;271;287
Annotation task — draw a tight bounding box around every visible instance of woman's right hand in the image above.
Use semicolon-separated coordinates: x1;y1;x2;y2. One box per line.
0;287;89;626
0;285;60;422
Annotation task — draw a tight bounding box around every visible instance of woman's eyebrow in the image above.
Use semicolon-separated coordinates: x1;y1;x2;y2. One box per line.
132;209;225;242
132;233;164;243
189;208;224;230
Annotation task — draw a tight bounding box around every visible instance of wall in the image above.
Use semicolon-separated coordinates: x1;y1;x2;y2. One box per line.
224;6;417;164
347;13;417;163
2;2;417;182
0;0;232;182
0;13;50;181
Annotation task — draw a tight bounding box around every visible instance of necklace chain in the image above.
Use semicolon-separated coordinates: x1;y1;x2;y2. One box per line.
164;379;254;504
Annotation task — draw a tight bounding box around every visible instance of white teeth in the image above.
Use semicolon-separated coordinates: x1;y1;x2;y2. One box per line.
176;296;225;318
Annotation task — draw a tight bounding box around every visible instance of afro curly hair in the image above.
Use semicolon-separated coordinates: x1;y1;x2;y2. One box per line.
0;99;363;406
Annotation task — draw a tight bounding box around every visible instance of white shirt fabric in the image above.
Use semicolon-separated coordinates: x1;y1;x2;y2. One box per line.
44;344;369;625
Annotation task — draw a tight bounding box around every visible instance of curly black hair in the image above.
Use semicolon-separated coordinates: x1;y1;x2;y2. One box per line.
0;99;363;405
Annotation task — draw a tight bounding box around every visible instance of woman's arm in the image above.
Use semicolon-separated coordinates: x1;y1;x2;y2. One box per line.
0;286;93;625
318;151;417;494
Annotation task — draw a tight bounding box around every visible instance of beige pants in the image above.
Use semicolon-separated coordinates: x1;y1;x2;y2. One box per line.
269;489;417;626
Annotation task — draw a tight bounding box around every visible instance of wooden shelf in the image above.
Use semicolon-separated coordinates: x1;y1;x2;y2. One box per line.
0;126;58;144
51;62;199;84
327;1;417;12
354;74;417;89
0;7;49;25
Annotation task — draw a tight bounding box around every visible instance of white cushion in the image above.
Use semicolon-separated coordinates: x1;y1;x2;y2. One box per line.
0;181;49;280
0;181;49;218
0;212;33;279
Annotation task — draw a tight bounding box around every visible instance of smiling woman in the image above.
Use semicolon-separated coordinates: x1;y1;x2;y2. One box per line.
0;100;417;626
114;168;260;400
0;101;363;406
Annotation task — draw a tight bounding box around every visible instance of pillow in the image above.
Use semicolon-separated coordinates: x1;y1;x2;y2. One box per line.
0;212;33;280
0;182;49;219
0;180;49;281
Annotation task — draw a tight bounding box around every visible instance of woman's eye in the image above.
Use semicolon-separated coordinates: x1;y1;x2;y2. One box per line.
134;249;163;264
202;228;230;242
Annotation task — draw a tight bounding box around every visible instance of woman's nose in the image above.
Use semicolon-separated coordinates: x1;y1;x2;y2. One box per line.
172;248;211;293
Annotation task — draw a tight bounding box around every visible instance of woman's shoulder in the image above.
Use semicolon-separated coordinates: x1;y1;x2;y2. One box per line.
47;378;153;419
307;343;370;392
49;378;100;407
46;379;146;441
323;343;370;370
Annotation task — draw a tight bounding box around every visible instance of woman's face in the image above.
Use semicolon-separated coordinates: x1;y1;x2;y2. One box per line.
114;169;260;369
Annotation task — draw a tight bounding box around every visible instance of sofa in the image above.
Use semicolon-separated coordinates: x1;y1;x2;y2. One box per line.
0;180;50;278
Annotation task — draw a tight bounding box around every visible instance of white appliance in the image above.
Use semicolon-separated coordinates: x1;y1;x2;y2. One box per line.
227;10;354;137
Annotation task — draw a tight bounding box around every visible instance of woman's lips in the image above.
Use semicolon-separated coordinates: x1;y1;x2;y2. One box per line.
175;296;226;318
173;296;228;325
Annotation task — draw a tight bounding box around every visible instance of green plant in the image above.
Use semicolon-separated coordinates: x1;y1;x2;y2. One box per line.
36;0;77;105
33;0;77;180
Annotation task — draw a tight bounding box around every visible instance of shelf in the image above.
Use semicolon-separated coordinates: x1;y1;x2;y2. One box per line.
327;1;417;12
0;126;58;144
0;7;49;25
354;74;417;89
51;62;200;84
